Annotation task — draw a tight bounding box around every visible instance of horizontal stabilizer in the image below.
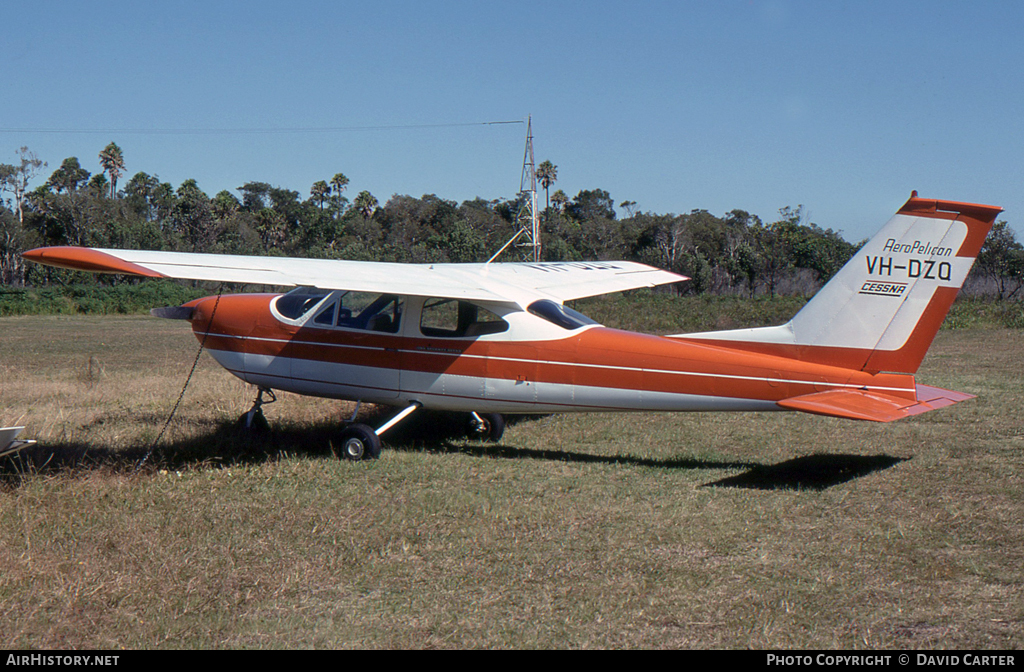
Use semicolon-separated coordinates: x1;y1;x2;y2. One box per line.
778;384;975;422
0;426;35;457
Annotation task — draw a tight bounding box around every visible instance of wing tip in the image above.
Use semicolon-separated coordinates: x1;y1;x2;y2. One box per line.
23;247;165;278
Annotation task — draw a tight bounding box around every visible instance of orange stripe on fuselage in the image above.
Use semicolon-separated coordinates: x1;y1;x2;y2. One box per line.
187;294;917;405
673;286;960;374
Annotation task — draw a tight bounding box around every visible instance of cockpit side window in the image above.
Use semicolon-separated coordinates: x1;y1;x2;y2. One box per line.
336;292;403;333
527;299;600;330
420;298;509;338
313;300;336;326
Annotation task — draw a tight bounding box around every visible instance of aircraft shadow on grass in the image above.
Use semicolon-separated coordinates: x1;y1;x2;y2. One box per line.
0;411;906;491
431;443;908;490
704;453;909;491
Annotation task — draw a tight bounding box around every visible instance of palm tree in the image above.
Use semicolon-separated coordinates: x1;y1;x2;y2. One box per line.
310;180;330;211
330;173;350;217
330;173;349;196
88;173;109;199
353;190;378;218
550;189;568;214
98;142;125;198
536;160;557;213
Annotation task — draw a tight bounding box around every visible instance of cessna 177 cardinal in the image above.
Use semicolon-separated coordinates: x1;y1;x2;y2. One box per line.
23;192;1001;460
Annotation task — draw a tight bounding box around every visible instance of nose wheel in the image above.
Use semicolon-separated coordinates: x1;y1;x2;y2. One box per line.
467;412;505;442
238;387;275;435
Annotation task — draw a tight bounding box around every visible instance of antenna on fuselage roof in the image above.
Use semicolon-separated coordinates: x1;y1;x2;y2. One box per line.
487;115;540;264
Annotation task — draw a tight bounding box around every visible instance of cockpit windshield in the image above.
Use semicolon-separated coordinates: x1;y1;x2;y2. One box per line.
275;288;403;333
527;299;600;330
275;287;331;320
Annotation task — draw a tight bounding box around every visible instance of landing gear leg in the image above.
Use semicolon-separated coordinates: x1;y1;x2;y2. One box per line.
336;401;422;461
239;387;276;433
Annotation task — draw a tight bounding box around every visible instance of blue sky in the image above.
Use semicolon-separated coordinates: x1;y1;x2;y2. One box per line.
3;0;1022;241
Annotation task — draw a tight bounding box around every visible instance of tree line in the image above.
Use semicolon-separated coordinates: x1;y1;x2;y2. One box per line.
1;143;1022;300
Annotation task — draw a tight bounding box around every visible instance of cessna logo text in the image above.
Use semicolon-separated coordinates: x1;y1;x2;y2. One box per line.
860;281;907;297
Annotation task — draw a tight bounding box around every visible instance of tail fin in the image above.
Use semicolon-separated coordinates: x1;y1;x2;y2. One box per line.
677;193;1001;373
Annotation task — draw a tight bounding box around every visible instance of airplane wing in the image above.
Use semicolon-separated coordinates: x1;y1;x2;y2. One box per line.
464;260;687;302
22;247;686;305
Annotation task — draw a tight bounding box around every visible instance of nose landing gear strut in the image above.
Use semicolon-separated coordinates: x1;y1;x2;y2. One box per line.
239;386;276;433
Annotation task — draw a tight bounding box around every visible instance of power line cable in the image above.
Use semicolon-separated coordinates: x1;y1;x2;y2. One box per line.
0;120;524;136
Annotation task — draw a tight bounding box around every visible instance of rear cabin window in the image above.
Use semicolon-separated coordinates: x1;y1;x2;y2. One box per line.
527;300;599;330
420;299;509;338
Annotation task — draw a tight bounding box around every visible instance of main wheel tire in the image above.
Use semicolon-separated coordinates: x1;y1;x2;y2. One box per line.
466;412;505;443
338;423;381;461
237;408;270;435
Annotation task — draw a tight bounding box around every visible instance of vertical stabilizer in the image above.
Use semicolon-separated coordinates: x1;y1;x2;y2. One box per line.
675;193;1001;373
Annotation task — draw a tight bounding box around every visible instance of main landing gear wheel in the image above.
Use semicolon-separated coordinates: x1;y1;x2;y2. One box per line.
332;402;420;462
467;412;505;442
338;423;382;461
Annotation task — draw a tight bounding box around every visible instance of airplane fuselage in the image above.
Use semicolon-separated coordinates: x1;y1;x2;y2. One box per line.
186;291;917;416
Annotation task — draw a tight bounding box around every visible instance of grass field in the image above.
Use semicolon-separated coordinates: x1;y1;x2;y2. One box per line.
0;309;1021;649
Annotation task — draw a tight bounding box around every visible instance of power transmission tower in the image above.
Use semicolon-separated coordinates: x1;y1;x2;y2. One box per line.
517;116;540;262
488;116;541;263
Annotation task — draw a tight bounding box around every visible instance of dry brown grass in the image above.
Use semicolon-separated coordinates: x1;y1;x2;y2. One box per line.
0;315;1021;649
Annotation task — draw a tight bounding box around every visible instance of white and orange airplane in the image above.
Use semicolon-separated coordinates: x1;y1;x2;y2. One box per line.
23;192;1000;460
